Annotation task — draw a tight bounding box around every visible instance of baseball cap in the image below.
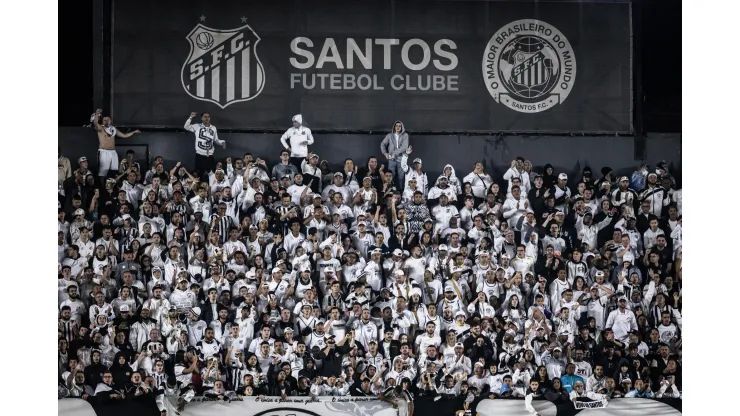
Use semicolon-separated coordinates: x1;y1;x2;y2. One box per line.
558;173;568;180
619;176;629;182
78;156;87;163
392;249;403;256
191;307;202;317
413;158;422;164
438;244;448;251
119;305;130;312
393;269;405;276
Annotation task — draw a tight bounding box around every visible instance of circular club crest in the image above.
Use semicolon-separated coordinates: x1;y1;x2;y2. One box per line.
482;19;576;113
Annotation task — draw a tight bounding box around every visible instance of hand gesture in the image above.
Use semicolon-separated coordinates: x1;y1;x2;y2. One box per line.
133;129;142;134
190;112;197;118
96;108;103;115
379;164;385;171
94;189;99;198
406;146;413;154
511;160;518;168
221;142;227;149
673;292;680;301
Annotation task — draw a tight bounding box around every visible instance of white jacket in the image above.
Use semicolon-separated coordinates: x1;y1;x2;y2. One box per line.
503;167;531;194
639;185;670;217
463;171;493;199
502;197;529;230
184;119;223;157
280;114;314;158
432;204;459;230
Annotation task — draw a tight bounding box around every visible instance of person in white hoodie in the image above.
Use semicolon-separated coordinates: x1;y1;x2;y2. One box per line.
441;164;462;195
280;114;314;168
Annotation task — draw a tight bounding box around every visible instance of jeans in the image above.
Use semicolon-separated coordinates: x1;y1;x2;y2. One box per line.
388;159;405;190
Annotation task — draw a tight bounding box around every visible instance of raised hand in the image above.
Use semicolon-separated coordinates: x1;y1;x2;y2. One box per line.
190;112;197;118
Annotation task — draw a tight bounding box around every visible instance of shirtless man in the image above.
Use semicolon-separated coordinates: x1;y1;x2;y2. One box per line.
92;109;141;185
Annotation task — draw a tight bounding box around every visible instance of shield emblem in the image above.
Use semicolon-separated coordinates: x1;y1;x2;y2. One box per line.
181;23;265;108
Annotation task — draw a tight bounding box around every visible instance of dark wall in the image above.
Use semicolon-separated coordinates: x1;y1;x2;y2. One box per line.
59;128;681;182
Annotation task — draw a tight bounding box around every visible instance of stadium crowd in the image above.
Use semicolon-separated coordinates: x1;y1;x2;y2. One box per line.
57;113;682;414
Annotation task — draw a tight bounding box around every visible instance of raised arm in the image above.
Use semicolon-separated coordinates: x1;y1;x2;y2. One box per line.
92;109;103;132
184;112;197;132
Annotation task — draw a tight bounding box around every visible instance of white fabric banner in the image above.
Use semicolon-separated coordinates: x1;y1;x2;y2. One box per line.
58;399;98;416
181;397;397;416
476;398;681;416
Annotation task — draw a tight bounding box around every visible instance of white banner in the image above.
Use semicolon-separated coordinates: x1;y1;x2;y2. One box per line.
476;398;681;416
182;397;397;416
58;399;98;416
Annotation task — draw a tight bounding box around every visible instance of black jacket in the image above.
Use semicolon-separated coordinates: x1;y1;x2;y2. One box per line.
85;362;108;388
377;340;401;362
318;344;348;377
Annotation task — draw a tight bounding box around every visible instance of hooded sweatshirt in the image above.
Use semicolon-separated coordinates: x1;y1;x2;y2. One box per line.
110;352;135;390
380;121;409;161
543;164;558;188
280;114;314;158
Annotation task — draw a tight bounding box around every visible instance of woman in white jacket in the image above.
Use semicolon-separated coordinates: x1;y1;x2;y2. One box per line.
463;162;493;199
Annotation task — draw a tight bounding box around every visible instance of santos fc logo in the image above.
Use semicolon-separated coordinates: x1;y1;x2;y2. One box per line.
181;22;266;108
482;19;577;113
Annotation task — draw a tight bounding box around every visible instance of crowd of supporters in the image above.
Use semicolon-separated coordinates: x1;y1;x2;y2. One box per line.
57;114;682;414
